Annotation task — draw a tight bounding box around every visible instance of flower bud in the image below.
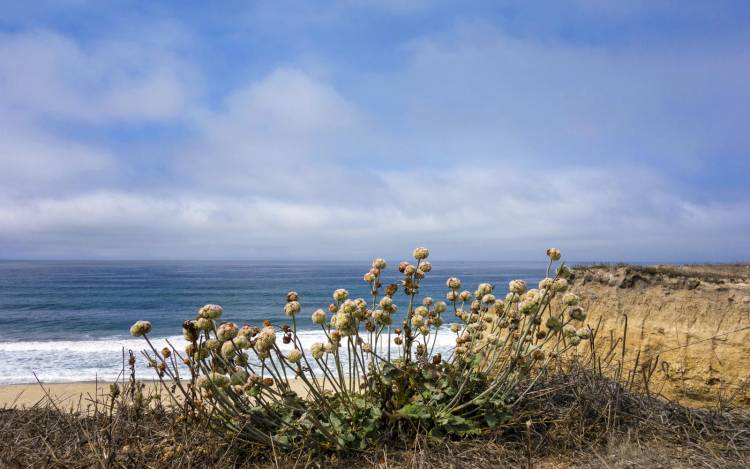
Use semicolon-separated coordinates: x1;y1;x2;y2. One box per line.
372;258;387;269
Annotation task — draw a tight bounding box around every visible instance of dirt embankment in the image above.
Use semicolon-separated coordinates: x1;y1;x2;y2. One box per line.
569;264;750;408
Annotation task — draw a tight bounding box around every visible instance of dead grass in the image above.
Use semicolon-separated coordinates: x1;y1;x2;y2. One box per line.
1;364;748;468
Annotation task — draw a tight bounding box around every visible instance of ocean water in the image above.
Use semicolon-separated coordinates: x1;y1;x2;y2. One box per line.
0;260;548;384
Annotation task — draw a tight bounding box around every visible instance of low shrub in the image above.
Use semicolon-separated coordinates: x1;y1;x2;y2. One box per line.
132;247;593;452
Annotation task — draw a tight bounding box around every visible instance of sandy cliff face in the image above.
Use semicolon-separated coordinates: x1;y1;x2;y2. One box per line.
569;264;750;408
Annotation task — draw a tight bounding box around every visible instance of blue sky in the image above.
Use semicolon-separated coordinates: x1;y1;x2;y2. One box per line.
0;1;748;261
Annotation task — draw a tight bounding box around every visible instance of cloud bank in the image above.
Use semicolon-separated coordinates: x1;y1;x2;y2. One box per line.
0;3;748;262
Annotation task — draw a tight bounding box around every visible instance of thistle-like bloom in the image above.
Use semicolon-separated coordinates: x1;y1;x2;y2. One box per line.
413;246;429;260
206;339;220;351
446;277;462;290
476;283;493;297
363;271;376;283
569;306;587;321
459;290;472;301
287;291;299;302
361;342;372;353
422;297;433;306
288;349;302;363
311;309;326;324
209;372;230;388
333;288;349;302
311;342;324;360
414;305;428;316
130;320;152;337
372;258;387;269
255;325;276;354
563;293;580;306
284;300;301;316
419;261;432;273
546;316;563;331
379;296;394;310
199;304;223;319
509;279;527;294
404;264;416;275
552;278;569;292
546;247;562;261
450;323;460;333
196;375;210;389
482;294;496;304
539;277;554;290
434;301;447;313
183;322;198;341
412;315;425;327
217;322;238;341
195;317;213;331
231;370;249;386
221;340;236;359
447;290;458;301
234;335;251;349
576;328;591;340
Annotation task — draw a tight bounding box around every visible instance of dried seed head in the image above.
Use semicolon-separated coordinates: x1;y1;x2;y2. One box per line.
413;246;429;260
333;288;349;302
216;322;239;341
288;350;302;363
130;320;152;337
286;291;299;302
311;309;326;324
546;247;561;261
509;279;527;294
199;304;223;320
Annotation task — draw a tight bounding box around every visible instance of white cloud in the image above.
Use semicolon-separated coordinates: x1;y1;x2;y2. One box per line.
0;29;194;122
0;22;748;262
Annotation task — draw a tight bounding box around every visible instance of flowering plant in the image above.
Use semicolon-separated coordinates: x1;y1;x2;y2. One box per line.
133;247;591;451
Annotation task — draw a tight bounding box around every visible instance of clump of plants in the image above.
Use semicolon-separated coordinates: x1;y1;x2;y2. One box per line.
131;247;592;452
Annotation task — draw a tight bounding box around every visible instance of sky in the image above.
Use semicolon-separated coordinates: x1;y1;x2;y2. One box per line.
0;0;748;262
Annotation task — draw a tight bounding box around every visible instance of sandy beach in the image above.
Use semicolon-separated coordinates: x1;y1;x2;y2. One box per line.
0;379;313;409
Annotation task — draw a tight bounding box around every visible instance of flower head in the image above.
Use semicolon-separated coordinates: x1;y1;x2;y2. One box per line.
311;309;326;324
446;277;462;290
333;288;349;302
199;304;223;319
288;350;303;363
546;247;562;261
310;342;324;360
284;300;301;316
130;320;152;337
372;258;387;269
216;322;238;341
509;280;527;294
563;293;580;306
413;246;429;260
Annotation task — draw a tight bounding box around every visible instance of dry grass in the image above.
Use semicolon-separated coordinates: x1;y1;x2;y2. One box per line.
2;365;748;468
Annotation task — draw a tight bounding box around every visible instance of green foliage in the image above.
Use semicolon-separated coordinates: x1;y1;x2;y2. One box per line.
133;246;591;453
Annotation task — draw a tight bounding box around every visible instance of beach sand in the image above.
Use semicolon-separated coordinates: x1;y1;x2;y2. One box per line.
0;379;312;410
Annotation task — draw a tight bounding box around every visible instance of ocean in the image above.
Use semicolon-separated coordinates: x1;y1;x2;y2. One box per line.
0;260;548;384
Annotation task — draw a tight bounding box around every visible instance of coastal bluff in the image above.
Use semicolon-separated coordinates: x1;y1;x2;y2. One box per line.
570;263;750;408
